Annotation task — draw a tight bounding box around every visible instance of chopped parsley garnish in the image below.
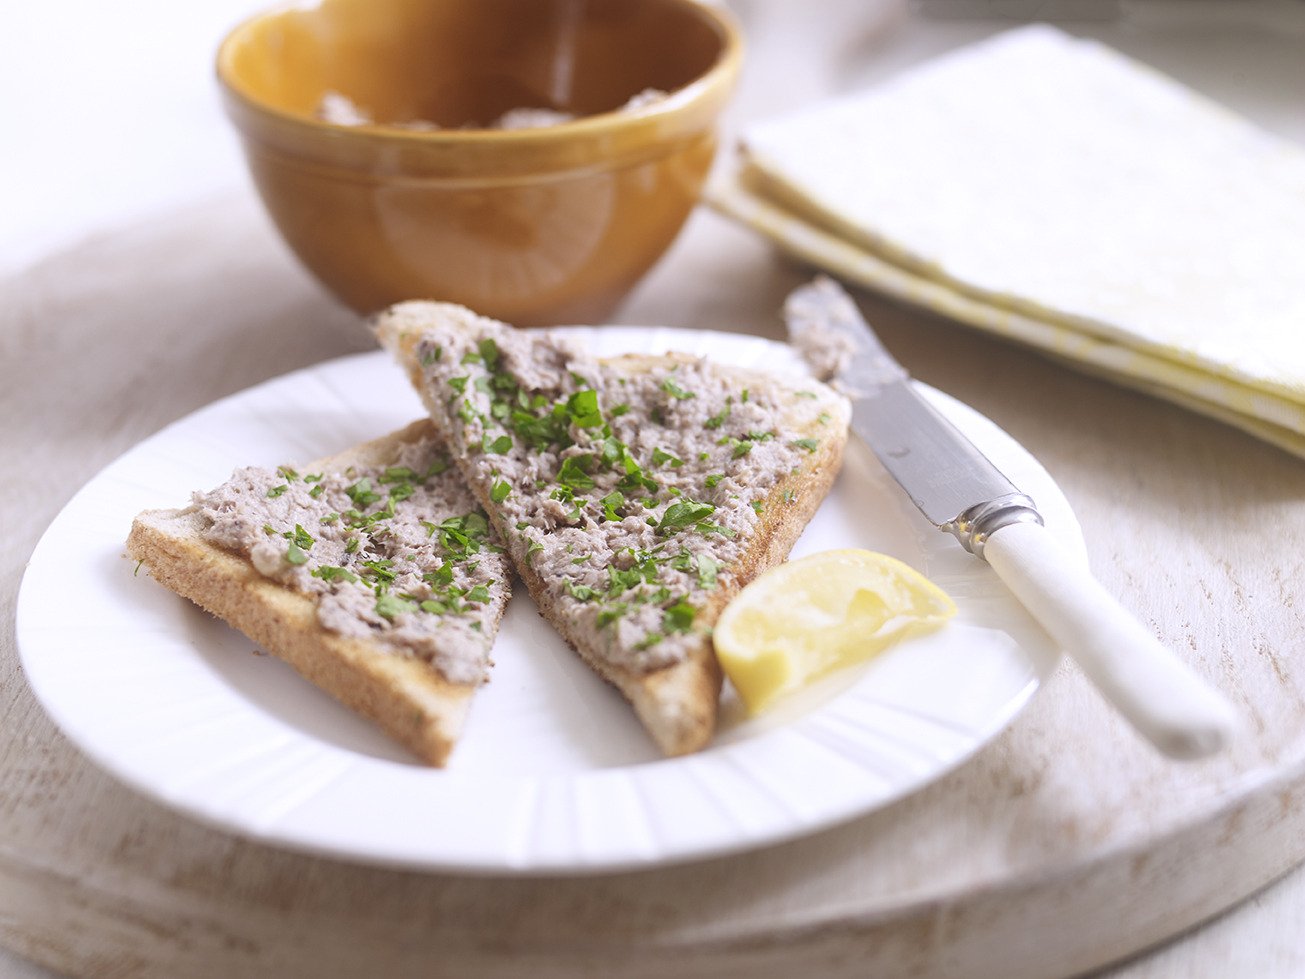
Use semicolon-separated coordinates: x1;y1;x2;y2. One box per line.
661;378;695;400
705;473;725;489
465;583;492;604
663;600;697;634
697;555;719;589
424;511;490;561
379;466;417;484
658;500;716;534
286;523;315;550
600;490;625;522
791;438;820;453
796;390;818;399
704;403;731;429
285;541;309;566
420;344;442;366
696;521;736;538
360;559;397;585
490;478;512;503
448;376;469;394
423;563;454;587
375;593;417;620
556;454;595;492
482;433;513;454
651;447;684;468
312;565;359;584
276;466;299;481
566;580;598;602
566;389;603;429
751;501;764;513
345;478;382;509
266;484;288;498
597;604;628;628
610;404;631;417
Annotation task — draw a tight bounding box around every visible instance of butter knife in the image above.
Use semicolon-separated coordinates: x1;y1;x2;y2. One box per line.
786;278;1237;759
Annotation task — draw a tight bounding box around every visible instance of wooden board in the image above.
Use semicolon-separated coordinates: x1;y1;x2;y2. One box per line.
2;189;1305;979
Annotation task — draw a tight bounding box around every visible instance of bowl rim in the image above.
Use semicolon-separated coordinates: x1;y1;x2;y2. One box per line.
214;0;743;147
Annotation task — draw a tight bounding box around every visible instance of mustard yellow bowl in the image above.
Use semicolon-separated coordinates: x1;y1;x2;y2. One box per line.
216;0;742;326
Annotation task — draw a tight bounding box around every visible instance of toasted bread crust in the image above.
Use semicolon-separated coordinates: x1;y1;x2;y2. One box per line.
378;310;849;756
125;420;506;766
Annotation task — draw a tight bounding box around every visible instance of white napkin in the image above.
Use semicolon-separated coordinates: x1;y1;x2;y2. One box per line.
711;25;1305;456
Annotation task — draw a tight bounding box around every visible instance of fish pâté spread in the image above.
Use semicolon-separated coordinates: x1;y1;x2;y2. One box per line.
191;433;509;685
386;308;847;674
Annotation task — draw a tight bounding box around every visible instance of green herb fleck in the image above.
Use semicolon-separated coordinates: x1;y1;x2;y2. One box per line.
697;555;719;589
661;378;695;400
566;389;603;429
658;500;716;534
704;403;731;430
597;603;628;628
566;580;598;602
663;600;697;634
375;593;417;620
379;466;417;484
600;490;625;522
490;478;511;503
651;447;683;468
312;565;359;584
791;438;820;453
266;484;288;498
345;478;381;509
557;454;595;492
482;433;513;454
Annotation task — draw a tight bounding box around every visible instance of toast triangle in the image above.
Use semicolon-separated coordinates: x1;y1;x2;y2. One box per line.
126;419;511;766
375;305;850;755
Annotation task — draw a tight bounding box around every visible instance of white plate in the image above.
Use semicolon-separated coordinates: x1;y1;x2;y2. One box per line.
16;328;1074;875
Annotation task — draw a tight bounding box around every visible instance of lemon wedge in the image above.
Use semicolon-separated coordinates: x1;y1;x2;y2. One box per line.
714;549;957;714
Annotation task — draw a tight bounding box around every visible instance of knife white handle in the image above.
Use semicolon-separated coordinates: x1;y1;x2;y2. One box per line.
982;520;1239;759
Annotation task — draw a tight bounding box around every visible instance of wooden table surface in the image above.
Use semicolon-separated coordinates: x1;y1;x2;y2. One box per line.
5;3;1305;976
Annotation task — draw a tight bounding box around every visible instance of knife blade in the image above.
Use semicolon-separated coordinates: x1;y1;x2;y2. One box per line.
786;277;1238;759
